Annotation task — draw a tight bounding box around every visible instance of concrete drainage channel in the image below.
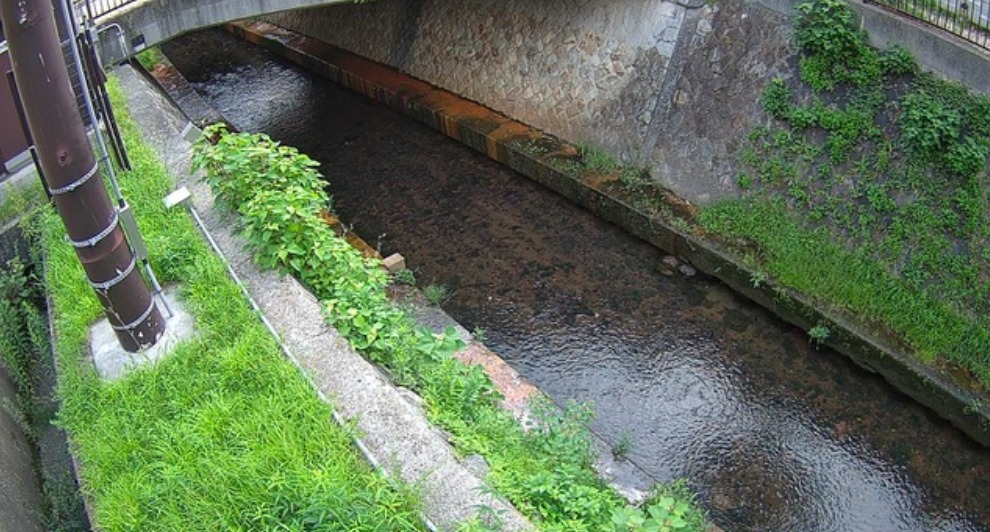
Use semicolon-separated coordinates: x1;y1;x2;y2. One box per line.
206;19;988;447
0;217;92;531
134;17;990;524
116;63;679;529
131;20;990;526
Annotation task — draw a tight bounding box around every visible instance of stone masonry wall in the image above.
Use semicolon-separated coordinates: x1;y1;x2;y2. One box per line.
239;0;989;205
263;0;801;204
648;1;795;203
265;0;686;161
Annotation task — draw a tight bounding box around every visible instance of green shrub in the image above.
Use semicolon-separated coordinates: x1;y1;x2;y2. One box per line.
610;481;706;532
391;268;418;286
0;259;39;399
795;0;880;90
795;0;862;61
900;91;962;158
944;136;989;179
762;78;792;119
194;126;329;215
879;45;918;76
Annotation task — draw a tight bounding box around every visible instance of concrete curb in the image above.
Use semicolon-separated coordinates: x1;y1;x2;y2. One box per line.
226;20;990;447
114;64;533;531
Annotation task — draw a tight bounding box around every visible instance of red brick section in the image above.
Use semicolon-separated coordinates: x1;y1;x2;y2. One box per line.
455;343;538;421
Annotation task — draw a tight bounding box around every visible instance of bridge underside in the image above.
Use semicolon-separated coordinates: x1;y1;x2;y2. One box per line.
88;0;351;64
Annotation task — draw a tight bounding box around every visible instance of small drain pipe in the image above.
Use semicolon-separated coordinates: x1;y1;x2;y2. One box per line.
173;189;441;532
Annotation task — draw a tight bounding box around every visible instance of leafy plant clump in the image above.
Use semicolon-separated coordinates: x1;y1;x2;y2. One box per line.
611;481;706;532
391;267;418;286
0;259;43;398
193;124;708;530
721;0;990;384
808;324;831;346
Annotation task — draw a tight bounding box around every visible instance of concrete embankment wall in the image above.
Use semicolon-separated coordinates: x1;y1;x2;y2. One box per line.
0;360;45;532
266;0;989;204
263;0;797;204
267;0;695;166
0;225;44;532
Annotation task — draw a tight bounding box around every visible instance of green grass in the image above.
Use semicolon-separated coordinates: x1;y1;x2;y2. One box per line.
134;47;166;71
579;145;621;174
422;283;451;306
36;76;427;531
699;199;990;381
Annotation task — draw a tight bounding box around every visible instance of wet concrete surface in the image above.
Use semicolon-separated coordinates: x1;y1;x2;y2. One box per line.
162;29;990;532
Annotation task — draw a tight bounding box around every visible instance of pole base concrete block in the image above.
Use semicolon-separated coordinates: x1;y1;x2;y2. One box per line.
90;285;195;380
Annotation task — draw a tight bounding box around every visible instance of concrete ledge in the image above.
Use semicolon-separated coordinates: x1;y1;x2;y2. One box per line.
856;1;990;95
89;286;195;381
756;0;990;95
226;20;990;447
114;64;533;531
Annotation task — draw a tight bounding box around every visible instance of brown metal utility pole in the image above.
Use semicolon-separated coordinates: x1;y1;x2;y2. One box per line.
1;0;164;351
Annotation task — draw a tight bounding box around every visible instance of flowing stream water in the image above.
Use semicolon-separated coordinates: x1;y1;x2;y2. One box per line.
162;29;990;532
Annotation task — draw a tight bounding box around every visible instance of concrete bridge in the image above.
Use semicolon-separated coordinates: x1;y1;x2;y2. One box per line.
84;0;351;63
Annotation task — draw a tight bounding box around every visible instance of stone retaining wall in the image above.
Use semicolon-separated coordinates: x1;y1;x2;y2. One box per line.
265;0;801;204
267;0;989;204
265;0;688;163
647;1;795;203
104;0;990;202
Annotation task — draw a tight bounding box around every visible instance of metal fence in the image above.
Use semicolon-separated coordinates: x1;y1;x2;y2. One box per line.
78;0;140;19
869;0;990;50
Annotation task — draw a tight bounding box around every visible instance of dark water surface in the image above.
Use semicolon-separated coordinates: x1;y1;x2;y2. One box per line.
163;29;990;532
